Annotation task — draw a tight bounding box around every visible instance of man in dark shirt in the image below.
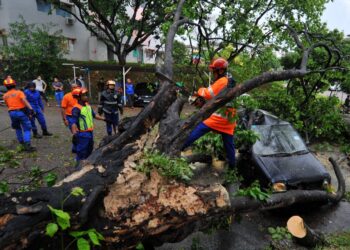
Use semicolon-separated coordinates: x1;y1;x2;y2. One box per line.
98;80;123;135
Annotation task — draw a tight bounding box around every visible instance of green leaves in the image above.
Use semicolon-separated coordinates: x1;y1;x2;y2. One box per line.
193;133;224;159
1;16;66;82
69;229;104;250
268;226;292;241
77;238;90;250
136;242;145;250
137;151;193;181
45;187;104;248
45;223;58;238
0;181;9;194
236;180;270;201
44;173;57;187
71;187;85;197
252;82;347;143
70;229;104;246
47;205;71;230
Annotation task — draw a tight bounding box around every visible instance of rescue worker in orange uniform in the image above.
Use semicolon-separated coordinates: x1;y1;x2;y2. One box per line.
183;58;237;168
61;82;79;130
71;88;105;166
3;77;36;152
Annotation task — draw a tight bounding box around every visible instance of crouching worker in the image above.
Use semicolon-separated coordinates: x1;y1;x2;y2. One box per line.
71;88;105;166
24;82;52;138
98;80;123;135
3;77;36;152
182;58;237;168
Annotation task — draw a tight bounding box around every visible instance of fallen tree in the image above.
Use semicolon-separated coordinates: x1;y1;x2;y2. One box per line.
0;1;347;249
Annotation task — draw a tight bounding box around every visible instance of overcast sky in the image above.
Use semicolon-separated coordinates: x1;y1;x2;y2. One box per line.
322;0;350;36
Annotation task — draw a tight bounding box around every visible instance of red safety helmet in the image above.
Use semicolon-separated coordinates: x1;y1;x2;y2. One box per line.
72;87;88;97
3;78;16;86
209;58;228;71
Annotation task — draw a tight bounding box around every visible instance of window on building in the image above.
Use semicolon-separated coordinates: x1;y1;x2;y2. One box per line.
145;49;155;59
56;3;73;17
61;38;75;52
36;0;51;13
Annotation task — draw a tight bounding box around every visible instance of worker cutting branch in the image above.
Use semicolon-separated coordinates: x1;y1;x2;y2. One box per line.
183;58;237;168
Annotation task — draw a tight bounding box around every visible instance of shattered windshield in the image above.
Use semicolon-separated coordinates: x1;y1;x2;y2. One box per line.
251;124;308;156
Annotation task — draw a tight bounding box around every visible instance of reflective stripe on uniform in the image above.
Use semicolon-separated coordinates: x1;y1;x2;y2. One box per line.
212;112;226;119
198;88;206;97
208;86;215;97
104;101;118;105
102;108;118;114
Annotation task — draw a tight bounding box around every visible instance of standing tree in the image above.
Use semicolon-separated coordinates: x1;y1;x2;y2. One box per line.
1;17;67;82
0;1;347;249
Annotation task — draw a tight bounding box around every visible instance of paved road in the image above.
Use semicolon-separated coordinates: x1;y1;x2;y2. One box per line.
323;90;348;102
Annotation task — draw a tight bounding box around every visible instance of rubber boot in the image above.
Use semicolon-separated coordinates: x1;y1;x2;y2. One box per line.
33;130;42;139
23;143;36;152
42;129;53;136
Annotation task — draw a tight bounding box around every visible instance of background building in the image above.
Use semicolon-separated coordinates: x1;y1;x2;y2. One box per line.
0;0;160;63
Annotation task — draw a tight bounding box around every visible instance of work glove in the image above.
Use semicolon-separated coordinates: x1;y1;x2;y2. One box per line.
72;133;79;145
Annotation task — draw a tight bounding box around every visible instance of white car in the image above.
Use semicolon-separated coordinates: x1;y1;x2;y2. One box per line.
329;84;341;91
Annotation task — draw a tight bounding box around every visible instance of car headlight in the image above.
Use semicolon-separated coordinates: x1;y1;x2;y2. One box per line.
272;182;287;192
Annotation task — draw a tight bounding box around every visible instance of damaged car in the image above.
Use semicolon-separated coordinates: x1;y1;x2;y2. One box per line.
236;109;331;192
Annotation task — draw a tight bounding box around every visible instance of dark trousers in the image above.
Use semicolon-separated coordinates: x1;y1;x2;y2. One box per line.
127;94;134;107
183;122;235;165
39;91;48;103
104;112;119;135
30;108;47;132
9;110;32;144
73;131;94;161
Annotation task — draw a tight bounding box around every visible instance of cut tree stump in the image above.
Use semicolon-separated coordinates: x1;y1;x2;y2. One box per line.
287;215;326;248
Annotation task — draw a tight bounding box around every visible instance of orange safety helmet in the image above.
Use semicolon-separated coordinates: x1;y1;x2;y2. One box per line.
209;58;228;71
72;87;88;97
3;77;16;86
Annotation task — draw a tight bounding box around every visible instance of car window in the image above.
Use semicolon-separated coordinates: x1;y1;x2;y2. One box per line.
135;82;158;95
251;124;308;156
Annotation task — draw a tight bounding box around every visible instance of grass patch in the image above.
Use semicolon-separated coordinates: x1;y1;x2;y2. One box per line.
316;231;350;250
344;192;350;202
0;149;21;168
